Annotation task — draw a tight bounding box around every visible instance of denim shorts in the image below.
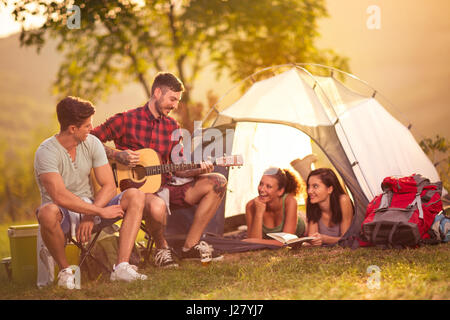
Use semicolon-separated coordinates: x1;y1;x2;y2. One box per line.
36;192;124;235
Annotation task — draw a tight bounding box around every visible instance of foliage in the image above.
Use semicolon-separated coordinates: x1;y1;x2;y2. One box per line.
5;0;349;131
419;135;449;162
419;135;450;191
0;63;59;222
185;0;349;81
0;124;56;223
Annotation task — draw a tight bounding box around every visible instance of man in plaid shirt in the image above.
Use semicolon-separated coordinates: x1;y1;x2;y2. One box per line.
91;72;227;267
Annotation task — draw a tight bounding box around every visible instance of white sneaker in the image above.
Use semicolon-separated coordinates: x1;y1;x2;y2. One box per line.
110;262;148;282
57;267;78;290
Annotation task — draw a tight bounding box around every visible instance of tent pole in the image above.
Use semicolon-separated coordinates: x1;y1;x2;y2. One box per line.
295;65;377;199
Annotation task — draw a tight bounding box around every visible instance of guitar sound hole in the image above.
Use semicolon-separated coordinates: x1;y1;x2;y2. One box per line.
131;165;146;181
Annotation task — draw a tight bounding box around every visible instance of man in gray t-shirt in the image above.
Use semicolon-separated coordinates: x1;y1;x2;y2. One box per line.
34;134;107;205
34;96;148;288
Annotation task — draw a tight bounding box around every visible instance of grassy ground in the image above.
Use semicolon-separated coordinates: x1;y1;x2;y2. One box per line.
0;220;449;300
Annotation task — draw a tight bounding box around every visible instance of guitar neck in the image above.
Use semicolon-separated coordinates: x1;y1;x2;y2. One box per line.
145;162;206;176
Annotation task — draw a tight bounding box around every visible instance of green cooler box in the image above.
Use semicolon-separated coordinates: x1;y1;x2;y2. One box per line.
8;224;39;284
8;224;81;285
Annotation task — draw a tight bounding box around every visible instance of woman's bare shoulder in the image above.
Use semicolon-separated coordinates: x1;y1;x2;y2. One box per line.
285;193;298;206
339;194;354;216
339;193;352;205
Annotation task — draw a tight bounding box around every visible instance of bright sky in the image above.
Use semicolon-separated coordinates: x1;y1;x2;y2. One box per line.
0;0;148;38
0;1;46;37
1;0;448;140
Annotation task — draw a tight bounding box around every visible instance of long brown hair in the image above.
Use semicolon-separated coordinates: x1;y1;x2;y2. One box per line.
306;168;350;224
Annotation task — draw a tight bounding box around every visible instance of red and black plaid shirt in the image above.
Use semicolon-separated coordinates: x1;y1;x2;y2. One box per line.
91;103;184;164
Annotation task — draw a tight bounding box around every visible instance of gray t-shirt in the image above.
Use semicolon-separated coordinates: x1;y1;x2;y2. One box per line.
34;134;108;204
318;219;341;237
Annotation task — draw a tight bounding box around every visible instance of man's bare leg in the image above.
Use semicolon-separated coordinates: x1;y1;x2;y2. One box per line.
116;188;145;264
37;203;69;270
183;173;227;249
144;193;168;249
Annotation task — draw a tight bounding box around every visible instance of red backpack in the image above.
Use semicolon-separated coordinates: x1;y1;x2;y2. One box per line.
360;174;443;248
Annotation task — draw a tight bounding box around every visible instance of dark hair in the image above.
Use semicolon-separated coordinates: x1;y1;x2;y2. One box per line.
56;96;95;131
306;168;349;225
151;72;185;95
263;167;301;196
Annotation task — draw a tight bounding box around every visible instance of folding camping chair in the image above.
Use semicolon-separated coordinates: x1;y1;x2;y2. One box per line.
67;218;155;273
138;221;155;267
66;217;122;274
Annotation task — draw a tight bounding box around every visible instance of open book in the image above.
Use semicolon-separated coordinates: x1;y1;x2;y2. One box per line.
267;232;316;246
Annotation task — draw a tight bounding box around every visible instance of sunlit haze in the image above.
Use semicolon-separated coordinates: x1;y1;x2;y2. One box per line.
0;0;448;140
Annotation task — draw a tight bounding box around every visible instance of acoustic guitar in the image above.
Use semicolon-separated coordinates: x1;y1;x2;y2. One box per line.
91;148;243;194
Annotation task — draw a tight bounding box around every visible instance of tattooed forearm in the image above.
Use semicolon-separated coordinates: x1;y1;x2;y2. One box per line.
104;145;116;160
175;168;203;178
103;145;130;165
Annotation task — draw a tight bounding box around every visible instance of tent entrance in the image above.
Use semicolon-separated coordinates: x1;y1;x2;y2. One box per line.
225;122;312;219
223;121;354;232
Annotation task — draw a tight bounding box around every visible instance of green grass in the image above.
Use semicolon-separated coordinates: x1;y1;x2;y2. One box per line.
0;221;449;300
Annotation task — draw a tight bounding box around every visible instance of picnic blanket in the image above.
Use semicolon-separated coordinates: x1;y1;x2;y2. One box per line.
166;232;281;254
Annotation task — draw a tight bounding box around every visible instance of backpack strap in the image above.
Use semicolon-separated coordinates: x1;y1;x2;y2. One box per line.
407;178;442;219
415;174;431;191
387;222;399;245
406;175;430;220
407;193;424;219
376;190;393;212
371;221;399;247
413;174;430;191
371;222;382;244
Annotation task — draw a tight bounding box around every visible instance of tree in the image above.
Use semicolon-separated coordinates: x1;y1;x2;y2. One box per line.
185;0;349;81
0;124;54;222
420;135;450;192
6;0;348;131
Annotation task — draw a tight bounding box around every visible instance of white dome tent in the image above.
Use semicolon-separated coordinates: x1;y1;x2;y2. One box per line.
200;64;444;245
